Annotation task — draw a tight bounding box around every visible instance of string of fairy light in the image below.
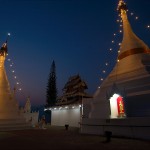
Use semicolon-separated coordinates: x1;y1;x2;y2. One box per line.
98;1;150;87
4;1;150;92
4;33;23;93
7;56;22;92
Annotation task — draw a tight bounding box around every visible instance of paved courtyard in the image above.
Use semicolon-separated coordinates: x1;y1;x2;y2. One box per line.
0;126;149;150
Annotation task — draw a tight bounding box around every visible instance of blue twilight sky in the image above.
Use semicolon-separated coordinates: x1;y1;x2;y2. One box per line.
0;0;150;106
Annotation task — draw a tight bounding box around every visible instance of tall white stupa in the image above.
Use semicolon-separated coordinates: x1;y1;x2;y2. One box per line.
81;0;150;139
88;0;150;119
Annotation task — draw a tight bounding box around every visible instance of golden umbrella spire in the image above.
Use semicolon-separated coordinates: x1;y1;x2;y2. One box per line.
117;0;150;61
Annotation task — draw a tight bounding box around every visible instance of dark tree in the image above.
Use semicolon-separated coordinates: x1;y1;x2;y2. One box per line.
46;60;57;107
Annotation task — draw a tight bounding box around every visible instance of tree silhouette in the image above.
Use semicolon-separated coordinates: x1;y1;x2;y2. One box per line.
46;60;57;107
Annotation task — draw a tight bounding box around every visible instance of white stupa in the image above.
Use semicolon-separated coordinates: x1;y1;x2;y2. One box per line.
0;39;20;119
88;0;150;119
81;0;150;140
81;0;150;139
0;36;31;130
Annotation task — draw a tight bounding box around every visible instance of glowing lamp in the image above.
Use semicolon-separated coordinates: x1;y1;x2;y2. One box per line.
110;94;119;118
109;93;125;118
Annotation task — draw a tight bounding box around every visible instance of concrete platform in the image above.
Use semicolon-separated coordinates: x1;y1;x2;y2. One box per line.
0;126;149;150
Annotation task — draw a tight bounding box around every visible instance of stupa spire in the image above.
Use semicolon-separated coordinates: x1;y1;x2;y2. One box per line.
117;0;150;61
0;33;10;57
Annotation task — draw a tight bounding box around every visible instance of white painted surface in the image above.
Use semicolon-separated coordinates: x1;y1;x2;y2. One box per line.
51;107;81;127
81;117;150;140
23;112;39;127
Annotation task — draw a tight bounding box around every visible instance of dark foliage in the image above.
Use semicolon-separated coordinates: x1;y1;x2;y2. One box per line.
46;60;57;107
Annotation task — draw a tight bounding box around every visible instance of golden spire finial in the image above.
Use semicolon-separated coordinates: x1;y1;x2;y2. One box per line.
117;0;149;61
117;0;127;14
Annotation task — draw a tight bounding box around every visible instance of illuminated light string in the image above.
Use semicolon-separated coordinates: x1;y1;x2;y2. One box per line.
99;31;121;82
6;57;23;92
44;104;82;111
117;9;150;30
4;33;25;95
98;8;150;87
99;17;122;83
126;10;150;29
98;14;123;82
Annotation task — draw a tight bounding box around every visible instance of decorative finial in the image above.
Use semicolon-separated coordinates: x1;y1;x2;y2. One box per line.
0;33;10;55
117;0;127;14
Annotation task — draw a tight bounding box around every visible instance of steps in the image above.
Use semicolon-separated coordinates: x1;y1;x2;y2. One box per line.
0;119;32;131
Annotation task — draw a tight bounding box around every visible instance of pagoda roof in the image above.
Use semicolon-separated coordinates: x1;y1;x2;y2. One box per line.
56;74;92;106
56;93;92;106
63;74;88;90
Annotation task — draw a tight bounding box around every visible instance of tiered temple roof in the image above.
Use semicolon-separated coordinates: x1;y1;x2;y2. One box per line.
56;74;92;106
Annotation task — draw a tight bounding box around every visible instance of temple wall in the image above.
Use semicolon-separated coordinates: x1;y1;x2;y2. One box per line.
23;112;39;127
51;108;81;127
81;118;150;140
83;98;92;118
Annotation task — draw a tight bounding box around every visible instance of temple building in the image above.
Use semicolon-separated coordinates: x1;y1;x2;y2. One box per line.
81;0;150;140
56;74;91;106
47;74;92;127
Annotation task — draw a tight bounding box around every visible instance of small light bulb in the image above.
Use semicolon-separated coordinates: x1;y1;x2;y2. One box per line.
105;62;108;66
131;12;134;16
135;16;138;20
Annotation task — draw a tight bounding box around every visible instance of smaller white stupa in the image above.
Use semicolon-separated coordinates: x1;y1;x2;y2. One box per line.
0;36;32;131
22;96;39;127
0;41;20;119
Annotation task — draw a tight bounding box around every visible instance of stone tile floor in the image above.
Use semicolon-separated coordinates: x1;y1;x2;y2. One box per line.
0;126;149;150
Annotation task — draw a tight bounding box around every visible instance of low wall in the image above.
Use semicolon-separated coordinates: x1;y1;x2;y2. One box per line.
23;112;39;127
81;117;150;140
